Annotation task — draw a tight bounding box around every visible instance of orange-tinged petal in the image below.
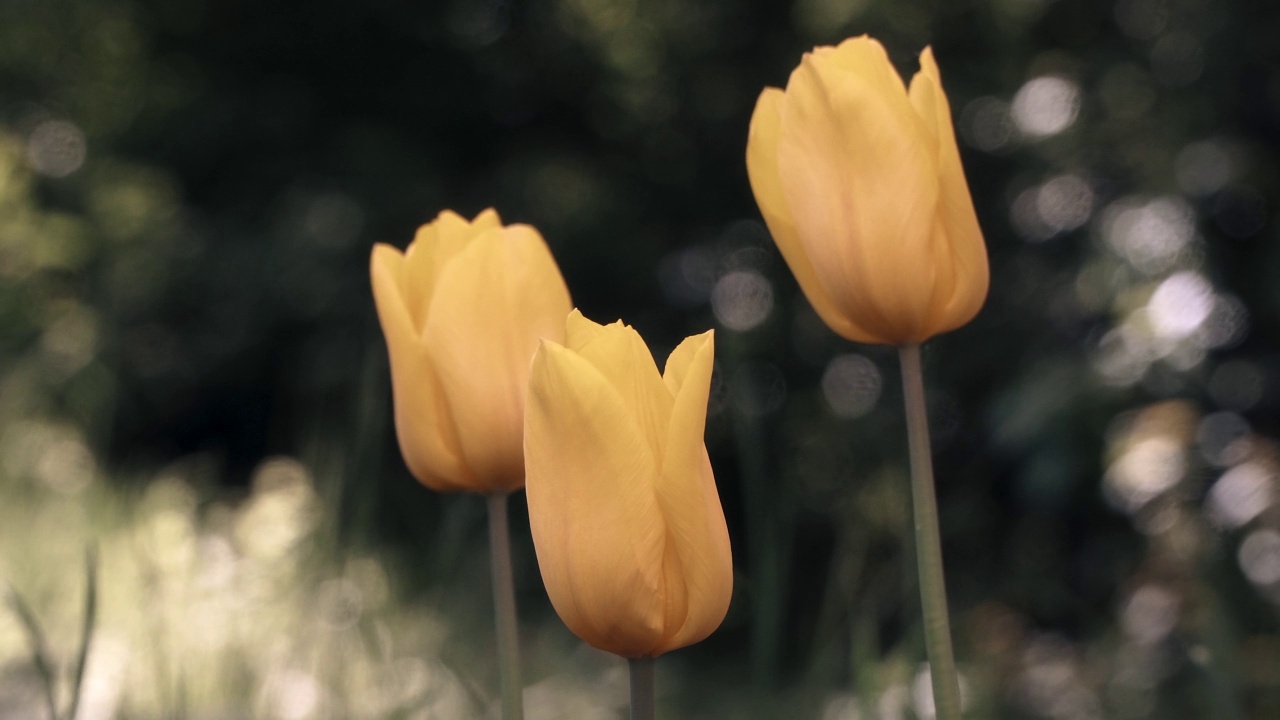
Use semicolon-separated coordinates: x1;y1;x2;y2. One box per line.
907;48;943;151
525;319;733;658
370;244;474;491
565;307;607;351
817;35;910;109
471;207;504;233
424;224;572;492
370;244;414;347
653;331;732;653
572;320;674;467
777;50;940;344
525;341;667;657
905;64;959;334
749;36;990;345
909;48;990;336
400;208;506;334
660;327;704;397
746;88;881;344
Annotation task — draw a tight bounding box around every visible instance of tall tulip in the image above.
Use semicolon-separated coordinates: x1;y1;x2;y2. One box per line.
747;37;988;720
371;208;571;720
746;35;988;346
370;208;572;494
524;310;732;666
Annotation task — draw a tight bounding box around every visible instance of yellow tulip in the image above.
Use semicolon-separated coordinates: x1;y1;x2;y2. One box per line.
524;310;733;658
747;35;989;346
370;208;572;494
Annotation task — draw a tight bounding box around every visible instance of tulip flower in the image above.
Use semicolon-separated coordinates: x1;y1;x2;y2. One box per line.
746;35;989;346
372;208;571;720
370;208;572;494
748;37;987;720
524;310;733;660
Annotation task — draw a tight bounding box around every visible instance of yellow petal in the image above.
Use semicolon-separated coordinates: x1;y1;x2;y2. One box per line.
572;320;674;468
370;244;414;347
471;207;504;233
818;36;911;111
907;48;943;150
401;209;506;333
909;48;990;337
905;61;958;335
525;341;667;657
424;224;572;492
777;47;941;344
370;244;475;491
746;88;881;344
565;307;607;351
660;328;706;397
653;331;733;653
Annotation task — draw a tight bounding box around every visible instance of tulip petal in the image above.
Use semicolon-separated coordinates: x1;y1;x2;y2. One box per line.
747;88;882;344
654;331;733;653
909;49;989;335
573;321;675;467
777;46;941;344
370;244;475;491
565;307;607;351
907;50;943;152
817;36;912;112
525;341;667;657
660;328;705;397
424;224;572;492
400;209;506;333
905;63;959;330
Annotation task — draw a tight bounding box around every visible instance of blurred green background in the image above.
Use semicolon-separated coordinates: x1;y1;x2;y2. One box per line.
2;0;1279;717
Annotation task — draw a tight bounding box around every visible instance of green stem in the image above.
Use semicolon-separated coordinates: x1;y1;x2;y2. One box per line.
898;344;962;720
67;546;99;720
629;656;656;720
5;584;59;720
487;492;524;720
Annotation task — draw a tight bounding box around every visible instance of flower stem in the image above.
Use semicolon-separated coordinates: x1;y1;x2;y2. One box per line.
898;344;962;720
487;492;524;720
629;656;656;720
67;545;99;720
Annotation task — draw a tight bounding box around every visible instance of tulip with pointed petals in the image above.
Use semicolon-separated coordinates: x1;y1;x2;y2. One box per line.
370;208;572;493
747;35;989;346
524;310;733;658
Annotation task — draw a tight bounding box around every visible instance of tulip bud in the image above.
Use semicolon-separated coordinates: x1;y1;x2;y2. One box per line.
524;310;733;658
370;209;572;493
747;36;989;346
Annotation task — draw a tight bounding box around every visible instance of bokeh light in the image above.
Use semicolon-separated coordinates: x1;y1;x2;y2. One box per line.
1011;174;1094;241
1207;461;1274;529
1196;411;1253;467
1121;585;1181;645
1011;76;1080;138
1101;197;1196;276
711;269;774;331
960;97;1015;153
25;119;87;178
1238;529;1280;587
1146;271;1214;340
1176;139;1238;197
821;354;882;419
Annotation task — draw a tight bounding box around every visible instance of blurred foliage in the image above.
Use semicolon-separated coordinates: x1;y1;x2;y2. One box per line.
3;0;1280;717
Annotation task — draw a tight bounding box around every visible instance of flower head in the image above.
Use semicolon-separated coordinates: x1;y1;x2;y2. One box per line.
370;208;572;493
524;310;733;657
747;36;989;345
